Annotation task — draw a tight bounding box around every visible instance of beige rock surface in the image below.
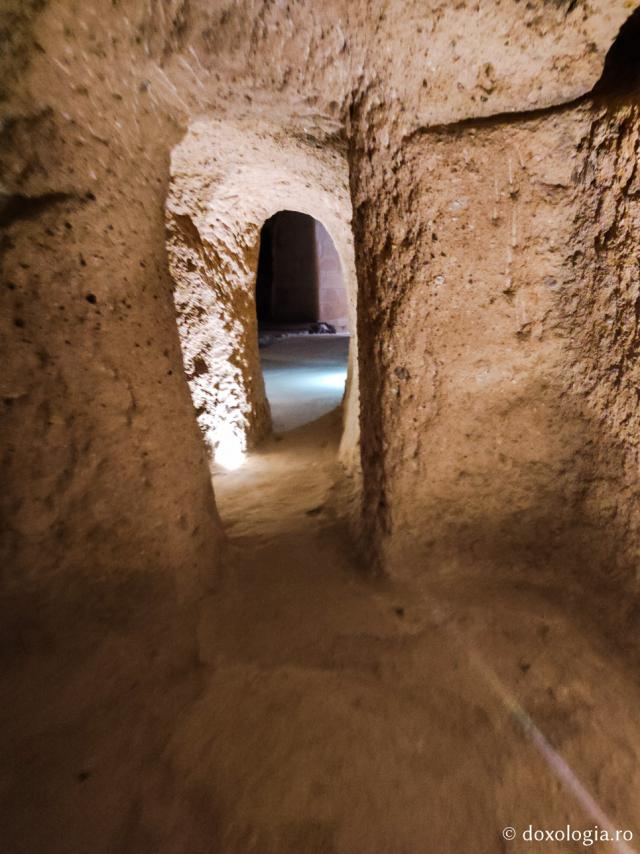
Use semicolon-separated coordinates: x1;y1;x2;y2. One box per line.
166;117;358;465
1;0;636;637
3;0;640;850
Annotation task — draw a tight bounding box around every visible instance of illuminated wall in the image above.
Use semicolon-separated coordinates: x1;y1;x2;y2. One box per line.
166;118;360;471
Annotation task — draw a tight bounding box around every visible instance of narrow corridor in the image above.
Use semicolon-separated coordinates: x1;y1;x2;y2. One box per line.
5;3;640;852
185;410;640;853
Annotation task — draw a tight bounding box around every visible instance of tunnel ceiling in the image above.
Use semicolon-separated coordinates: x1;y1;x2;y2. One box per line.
2;1;636;157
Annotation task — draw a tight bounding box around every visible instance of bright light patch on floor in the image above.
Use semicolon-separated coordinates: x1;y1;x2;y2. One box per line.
214;424;246;471
314;369;347;390
259;337;350;432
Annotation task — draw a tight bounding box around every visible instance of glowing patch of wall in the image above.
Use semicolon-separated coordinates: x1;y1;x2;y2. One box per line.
166;117;359;473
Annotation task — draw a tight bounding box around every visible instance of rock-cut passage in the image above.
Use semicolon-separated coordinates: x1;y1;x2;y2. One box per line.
254;210;350;434
4;3;640;854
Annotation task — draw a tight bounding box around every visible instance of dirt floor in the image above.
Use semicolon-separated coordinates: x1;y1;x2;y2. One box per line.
3;404;640;853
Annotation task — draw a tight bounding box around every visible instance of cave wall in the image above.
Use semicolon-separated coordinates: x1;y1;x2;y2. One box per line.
349;93;640;603
566;96;640;599
315;220;349;332
1;0;638;643
0;1;224;652
5;2;640;849
165;193;272;462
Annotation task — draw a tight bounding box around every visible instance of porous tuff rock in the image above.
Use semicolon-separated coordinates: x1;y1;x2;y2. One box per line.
166;117;359;466
350;90;640;623
0;0;638;665
3;1;640;852
0;5;221;652
566;96;640;597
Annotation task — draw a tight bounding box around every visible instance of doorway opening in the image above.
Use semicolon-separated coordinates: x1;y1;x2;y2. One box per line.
166;120;360;476
255;210;350;433
256;210;349;334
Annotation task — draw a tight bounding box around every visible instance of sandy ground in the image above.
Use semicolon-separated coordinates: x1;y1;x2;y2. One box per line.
260;335;349;432
196;409;640;853
4;400;640;852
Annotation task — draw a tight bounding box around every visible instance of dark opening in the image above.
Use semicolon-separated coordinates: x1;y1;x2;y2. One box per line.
256;210;320;329
255;216;275;323
593;7;640;96
254;209;350;432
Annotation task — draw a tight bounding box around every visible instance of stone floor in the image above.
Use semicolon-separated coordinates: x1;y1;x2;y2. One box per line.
260;334;349;432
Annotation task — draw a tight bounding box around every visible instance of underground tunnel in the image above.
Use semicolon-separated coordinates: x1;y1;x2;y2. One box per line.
254;210;350;437
3;2;640;853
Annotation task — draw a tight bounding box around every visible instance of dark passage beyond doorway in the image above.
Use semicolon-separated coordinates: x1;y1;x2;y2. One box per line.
255;210;350;433
256;211;348;332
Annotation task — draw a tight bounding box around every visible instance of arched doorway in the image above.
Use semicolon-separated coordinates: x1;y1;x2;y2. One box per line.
256;210;349;333
255;210;350;433
166;119;361;475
